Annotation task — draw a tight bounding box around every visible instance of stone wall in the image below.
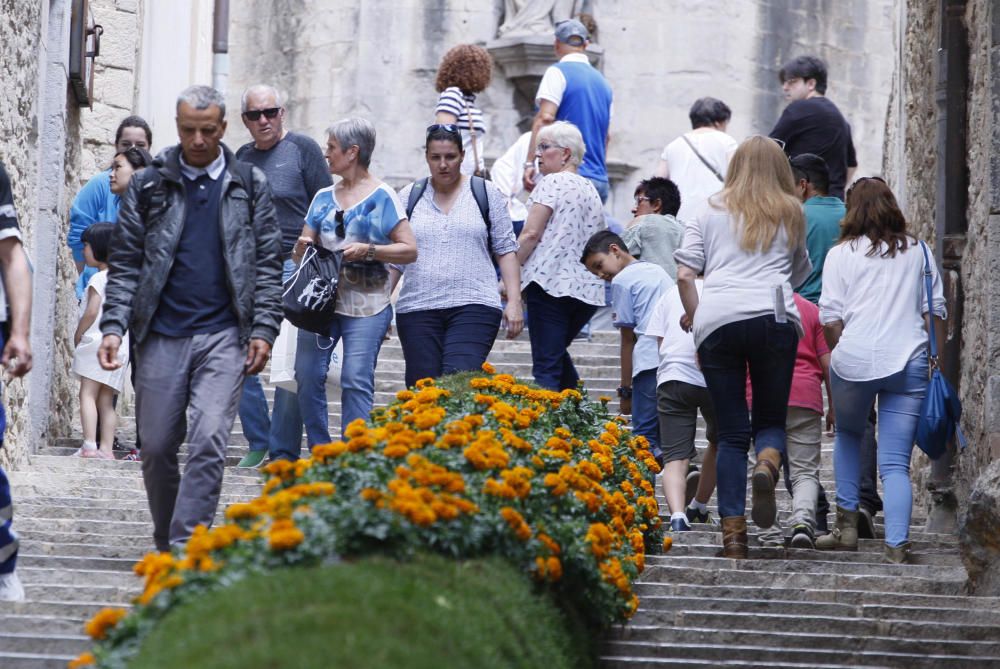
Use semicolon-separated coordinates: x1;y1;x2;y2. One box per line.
0;0;45;468
225;0;895;221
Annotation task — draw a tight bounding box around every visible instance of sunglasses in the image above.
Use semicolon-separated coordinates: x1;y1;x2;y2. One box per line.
426;123;462;138
243;107;281;122
334;210;346;238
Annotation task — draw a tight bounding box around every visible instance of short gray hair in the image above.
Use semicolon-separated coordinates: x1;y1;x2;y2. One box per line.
176;85;226;119
327;118;376;169
538;121;585;167
241;84;285;113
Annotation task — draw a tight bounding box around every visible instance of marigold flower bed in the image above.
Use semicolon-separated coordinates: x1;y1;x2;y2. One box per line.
73;367;666;668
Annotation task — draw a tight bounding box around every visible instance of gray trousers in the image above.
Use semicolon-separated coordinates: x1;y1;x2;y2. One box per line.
758;407;822;543
135;328;245;552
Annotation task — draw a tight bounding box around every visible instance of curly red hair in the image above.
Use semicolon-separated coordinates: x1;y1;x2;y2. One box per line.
435;44;493;94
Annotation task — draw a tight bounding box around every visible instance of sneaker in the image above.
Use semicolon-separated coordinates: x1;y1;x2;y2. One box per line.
685;464;701;507
0;571;25;602
237;450;268;469
123;449;141;462
857;507;877;539
685;505;711;525
670;516;691;532
790;524;816;549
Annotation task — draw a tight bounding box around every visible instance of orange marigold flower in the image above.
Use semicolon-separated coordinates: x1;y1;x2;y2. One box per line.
662;535;673;551
469;378;491;389
598;395;612;403
268;519;305;551
68;651;96;668
481;361;496;374
585;522;613;559
543;473;569;496
396;389;415;401
415;377;436;388
262;459;295;478
483;478;517;499
463;414;484;427
384;443;410;458
344;419;369;439
312;441;349;462
360;487;381;502
499;506;532;541
546;556;563;581
537;532;561;555
85;607;128;640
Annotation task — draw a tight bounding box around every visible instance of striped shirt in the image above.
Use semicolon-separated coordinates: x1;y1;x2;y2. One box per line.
435;87;487;175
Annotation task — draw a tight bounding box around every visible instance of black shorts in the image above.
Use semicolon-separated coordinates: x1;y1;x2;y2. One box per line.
656;380;718;463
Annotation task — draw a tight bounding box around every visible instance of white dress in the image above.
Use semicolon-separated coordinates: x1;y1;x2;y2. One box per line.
72;270;129;391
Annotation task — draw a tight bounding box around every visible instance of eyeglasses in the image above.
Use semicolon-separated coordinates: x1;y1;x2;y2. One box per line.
118;140;148;150
426;123;462;138
536;142;561;154
334;210;346;238
634;195;651;204
771;137;786;150
243;107;281;122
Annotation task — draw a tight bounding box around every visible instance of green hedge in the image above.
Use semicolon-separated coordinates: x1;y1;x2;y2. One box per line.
129;554;595;669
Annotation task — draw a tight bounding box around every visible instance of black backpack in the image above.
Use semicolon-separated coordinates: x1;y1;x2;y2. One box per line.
406;176;495;263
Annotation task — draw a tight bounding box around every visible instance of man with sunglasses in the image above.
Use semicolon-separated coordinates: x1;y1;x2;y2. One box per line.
234;84;332;468
769;55;857;200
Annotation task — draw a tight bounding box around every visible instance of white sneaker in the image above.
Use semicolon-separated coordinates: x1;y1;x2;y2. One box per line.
0;571;25;602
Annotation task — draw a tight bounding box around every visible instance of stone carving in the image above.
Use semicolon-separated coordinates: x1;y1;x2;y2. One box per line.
498;0;583;39
960;458;1000;594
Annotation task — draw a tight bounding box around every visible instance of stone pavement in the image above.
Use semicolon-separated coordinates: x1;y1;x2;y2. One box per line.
3;331;1000;668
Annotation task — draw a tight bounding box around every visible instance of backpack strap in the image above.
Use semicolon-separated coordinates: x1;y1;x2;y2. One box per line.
470;175;492;254
406;177;430;219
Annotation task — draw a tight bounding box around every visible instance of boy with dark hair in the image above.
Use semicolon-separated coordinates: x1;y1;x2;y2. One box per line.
582;231;673;465
622;177;684;280
688;97;732;129
770;55;857;200
790;153;844;304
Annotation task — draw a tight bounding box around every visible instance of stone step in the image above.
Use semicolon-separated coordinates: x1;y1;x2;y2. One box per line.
638;565;965;596
17;583;137;604
601;639;1000;667
659;541;964;567
10;599;126;619
0;614;86;636
18;567;138;589
0;633;88;657
607;624;1000;658
20;540;149;560
0;652;74;669
17;553;137;573
643;555;967;580
601;656;861;669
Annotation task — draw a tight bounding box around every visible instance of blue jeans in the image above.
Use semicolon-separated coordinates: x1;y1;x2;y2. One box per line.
588;177;610;204
698;315;798;519
296;305;392;446
631;368;660;459
523;282;598;390
830;355;928;547
238;259;303;460
396;304;501;388
0;332;14;574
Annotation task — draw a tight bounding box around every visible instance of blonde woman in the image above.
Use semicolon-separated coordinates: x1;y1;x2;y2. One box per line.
674;136;812;559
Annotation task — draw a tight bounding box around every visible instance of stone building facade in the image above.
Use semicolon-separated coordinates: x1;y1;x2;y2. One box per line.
224;0;896;221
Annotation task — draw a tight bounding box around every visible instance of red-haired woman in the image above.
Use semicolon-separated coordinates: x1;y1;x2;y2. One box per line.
434;44;493;177
817;177;946;563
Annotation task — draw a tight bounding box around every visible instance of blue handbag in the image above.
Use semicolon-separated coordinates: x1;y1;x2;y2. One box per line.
914;242;967;459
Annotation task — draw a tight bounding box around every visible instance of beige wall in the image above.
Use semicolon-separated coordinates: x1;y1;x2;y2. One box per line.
225;1;895;221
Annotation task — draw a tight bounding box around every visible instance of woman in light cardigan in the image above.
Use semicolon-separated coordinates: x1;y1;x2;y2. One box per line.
817;177;945;563
674;136;811;559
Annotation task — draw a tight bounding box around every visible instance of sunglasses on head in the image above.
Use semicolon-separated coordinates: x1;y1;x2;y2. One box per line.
243;107;281;122
335;210;346;238
426;123;462;138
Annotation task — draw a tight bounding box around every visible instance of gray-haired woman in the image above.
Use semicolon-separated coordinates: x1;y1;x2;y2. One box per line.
292;118;418;447
517;120;605;390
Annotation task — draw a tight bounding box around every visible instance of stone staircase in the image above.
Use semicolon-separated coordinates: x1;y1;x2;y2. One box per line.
3;330;999;668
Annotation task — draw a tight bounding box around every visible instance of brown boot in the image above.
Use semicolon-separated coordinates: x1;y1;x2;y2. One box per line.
751;448;781;529
815;506;859;551
719;516;748;559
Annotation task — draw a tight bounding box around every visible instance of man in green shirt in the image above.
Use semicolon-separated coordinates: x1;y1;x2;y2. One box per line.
791;153;844;304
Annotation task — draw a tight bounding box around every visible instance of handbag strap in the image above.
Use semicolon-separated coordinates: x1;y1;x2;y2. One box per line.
464;95;483;174
282;244;317;298
681;134;724;182
919;241;938;361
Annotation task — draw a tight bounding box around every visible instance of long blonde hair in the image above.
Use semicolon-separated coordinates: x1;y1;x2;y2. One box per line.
715;136;805;252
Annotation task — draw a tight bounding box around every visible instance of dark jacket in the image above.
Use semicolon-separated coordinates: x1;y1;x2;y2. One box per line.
101;144;283;346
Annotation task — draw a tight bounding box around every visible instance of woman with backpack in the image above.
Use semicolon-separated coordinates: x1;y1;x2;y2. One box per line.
392;124;522;388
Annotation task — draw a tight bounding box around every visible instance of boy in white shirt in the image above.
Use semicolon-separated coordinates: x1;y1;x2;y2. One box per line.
582;231;672;465
646;280;720;531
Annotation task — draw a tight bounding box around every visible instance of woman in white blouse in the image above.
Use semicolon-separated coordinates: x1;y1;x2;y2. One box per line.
817;178;946;563
392;125;523;387
674;136;811;559
517;121;605;390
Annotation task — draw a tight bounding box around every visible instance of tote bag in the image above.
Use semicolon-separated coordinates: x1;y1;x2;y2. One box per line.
914;242;967;459
282;244;342;335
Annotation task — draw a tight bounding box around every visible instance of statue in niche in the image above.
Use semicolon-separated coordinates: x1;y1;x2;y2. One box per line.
497;0;592;39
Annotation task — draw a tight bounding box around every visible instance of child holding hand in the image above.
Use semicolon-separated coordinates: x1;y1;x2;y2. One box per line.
73;223;129;458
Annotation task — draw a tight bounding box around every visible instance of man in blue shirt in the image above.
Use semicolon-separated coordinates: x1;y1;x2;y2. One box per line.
234;84;333;468
99;85;282;552
523;18;613;202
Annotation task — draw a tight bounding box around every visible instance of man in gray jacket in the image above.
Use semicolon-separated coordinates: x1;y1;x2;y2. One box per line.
99;85;283;552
